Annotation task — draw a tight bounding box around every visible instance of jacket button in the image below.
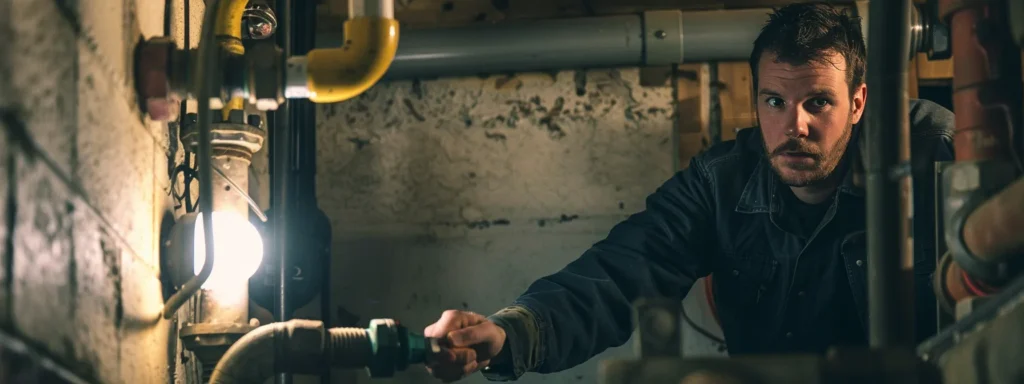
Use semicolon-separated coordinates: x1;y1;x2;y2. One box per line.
785;332;794;338
732;269;740;276
797;291;805;297
856;260;864;267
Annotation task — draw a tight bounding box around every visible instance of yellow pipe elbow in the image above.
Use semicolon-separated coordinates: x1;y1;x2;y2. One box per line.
214;0;249;56
304;17;400;103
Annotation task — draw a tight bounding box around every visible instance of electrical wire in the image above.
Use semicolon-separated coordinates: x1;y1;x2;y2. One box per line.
680;307;726;345
161;0;221;319
211;163;268;222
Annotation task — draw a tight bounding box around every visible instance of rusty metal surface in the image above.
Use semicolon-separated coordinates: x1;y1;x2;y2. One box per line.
962;176;1024;260
938;0;1023;162
135;37;182;121
939;0;1024;285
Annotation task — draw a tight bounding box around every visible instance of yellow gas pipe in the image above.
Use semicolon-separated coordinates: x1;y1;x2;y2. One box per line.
213;0;398;105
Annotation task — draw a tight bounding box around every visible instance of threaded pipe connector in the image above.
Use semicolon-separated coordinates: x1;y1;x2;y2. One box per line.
328;328;373;369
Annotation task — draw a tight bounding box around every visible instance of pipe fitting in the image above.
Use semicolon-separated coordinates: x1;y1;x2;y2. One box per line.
180;111;266;160
180;321;259;381
134;37;189;121
214;0;250;55
943;161;1020;285
290;0;400;103
208;319;443;384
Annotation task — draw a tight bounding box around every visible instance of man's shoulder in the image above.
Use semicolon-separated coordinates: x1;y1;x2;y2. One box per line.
690;129;762;179
909;98;954;141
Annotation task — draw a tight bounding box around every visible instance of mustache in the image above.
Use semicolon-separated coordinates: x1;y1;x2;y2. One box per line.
770;139;821;158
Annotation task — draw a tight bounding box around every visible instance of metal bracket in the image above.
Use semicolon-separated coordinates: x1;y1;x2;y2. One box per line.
643;11;683;66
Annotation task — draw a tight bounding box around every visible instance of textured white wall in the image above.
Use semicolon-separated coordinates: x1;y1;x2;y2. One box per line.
314;69;724;383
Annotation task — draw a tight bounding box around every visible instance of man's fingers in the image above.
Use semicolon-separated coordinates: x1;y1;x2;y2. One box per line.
428;348;481;383
447;323;493;348
450;347;478;364
425;310;484;338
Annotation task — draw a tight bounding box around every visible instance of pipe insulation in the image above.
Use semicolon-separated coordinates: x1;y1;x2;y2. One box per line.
315;8;775;80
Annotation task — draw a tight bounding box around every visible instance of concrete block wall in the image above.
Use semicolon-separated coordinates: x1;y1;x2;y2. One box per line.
1;0;176;382
314;69;725;384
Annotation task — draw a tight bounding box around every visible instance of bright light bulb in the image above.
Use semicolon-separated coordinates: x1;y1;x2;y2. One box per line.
192;211;264;290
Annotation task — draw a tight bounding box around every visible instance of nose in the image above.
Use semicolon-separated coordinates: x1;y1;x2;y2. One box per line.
786;107;811;138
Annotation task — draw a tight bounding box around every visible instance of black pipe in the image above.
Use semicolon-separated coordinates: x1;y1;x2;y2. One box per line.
288;0;330;382
863;0;915;348
271;1;293;384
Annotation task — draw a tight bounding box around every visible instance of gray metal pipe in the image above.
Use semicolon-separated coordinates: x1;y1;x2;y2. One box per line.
863;0;915;348
316;9;773;80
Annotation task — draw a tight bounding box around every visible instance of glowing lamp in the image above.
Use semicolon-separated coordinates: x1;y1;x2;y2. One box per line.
168;211;264;292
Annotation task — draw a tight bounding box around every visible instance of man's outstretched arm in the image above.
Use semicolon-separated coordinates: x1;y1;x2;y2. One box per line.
480;155;720;380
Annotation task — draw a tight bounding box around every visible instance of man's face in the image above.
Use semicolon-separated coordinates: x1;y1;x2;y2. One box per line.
756;51;866;187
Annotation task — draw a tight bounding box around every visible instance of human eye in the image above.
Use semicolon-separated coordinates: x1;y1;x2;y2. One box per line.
806;97;831;112
764;97;785;109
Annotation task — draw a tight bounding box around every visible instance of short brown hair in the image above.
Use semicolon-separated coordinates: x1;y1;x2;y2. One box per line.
749;3;867;95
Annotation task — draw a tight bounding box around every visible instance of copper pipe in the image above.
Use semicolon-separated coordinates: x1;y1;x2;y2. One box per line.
939;0;1022;162
938;0;1024;287
964;177;1024;260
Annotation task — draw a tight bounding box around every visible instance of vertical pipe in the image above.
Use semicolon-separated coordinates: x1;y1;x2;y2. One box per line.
939;0;1023;284
272;1;292;384
943;0;1022;163
289;0;327;382
863;0;915;348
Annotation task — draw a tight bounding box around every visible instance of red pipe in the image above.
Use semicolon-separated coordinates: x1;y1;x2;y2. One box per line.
940;0;1022;162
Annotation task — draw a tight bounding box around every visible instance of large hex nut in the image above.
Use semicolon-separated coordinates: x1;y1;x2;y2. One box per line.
135;37;181;121
367;319;402;378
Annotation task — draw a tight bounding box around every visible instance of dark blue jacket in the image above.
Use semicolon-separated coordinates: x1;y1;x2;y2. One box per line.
483;99;955;381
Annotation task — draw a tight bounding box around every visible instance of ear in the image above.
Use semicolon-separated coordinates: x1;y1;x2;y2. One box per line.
850;83;867;124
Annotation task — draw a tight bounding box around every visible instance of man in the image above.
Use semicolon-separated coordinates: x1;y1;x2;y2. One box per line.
425;3;955;382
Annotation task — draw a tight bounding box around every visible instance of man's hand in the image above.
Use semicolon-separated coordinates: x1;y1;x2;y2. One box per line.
424;310;507;383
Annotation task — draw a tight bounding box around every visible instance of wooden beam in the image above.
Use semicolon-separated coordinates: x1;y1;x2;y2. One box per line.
916;53;954;81
908;54;920;99
676;63;711;169
717;62;757;142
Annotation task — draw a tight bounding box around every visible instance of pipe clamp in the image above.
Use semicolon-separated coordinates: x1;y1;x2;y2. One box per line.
643;11;683;66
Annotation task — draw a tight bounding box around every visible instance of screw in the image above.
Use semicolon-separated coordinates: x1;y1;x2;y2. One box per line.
654;30;667;39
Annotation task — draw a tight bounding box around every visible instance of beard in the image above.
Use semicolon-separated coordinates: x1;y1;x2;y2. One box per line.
764;118;853;187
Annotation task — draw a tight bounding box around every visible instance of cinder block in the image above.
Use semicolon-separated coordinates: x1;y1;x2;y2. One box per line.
14;147;170;384
0;0;11;109
11;149;77;367
9;0;79;177
77;1;127;79
117;245;171;383
0;115;9;326
76;41;158;268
